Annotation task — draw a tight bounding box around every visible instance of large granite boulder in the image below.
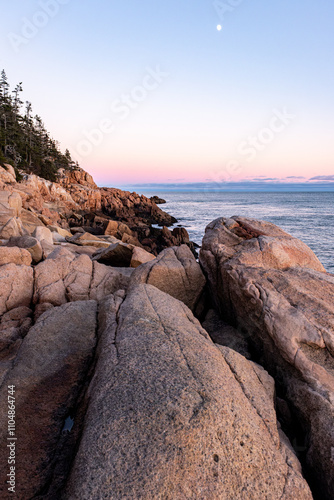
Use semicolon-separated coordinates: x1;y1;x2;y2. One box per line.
130;245;206;312
0;301;97;499
64;285;311;499
200;216;334;499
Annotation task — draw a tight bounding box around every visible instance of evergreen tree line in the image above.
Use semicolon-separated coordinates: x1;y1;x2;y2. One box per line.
0;69;78;182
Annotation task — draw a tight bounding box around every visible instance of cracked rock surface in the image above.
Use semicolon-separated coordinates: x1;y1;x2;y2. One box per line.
65;284;311;500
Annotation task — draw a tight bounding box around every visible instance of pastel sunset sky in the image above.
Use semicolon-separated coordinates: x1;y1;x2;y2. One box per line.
1;0;334;187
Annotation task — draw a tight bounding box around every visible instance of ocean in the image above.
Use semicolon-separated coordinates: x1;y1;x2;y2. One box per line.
142;191;334;273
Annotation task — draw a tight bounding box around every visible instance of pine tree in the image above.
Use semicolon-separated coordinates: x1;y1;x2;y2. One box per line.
0;70;9;101
0;69;78;180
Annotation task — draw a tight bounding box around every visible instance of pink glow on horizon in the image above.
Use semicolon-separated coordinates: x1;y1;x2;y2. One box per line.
80;155;334;187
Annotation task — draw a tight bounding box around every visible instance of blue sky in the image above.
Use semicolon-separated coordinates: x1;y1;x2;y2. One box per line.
1;0;334;187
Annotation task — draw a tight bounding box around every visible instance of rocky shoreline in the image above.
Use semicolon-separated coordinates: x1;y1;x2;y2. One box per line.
0;164;333;499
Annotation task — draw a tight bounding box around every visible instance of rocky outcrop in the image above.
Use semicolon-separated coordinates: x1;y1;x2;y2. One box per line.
65;284;312;499
130;245;206;312
150;195;166;204
0;165;188;255
0;301;97;499
200;216;334;499
2;167;327;497
66;232;113;248
100;187;176;227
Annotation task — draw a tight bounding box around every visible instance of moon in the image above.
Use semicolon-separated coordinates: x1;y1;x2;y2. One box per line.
217;25;222;31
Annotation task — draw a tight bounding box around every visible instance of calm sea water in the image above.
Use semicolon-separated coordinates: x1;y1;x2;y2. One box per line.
143;191;334;273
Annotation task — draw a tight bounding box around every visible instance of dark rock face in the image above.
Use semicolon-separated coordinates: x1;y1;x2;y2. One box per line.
200;216;334;499
92;242;134;267
0;301;97;499
150;195;166;204
64;285;311;500
202;308;251;359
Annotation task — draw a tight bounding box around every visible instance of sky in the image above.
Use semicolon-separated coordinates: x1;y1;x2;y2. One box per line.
1;0;334;188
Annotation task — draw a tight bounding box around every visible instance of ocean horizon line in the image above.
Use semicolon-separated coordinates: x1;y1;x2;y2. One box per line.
107;181;334;193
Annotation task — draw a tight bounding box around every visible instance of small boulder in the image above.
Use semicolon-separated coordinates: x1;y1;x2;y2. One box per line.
67;232;111;248
0;246;32;266
104;220;132;238
20;209;45;234
7;235;43;263
0;217;27;239
202;308;251;359
0;164;16;183
33;249;91;306
33;226;53;245
70;227;85;234
40;240;55;259
48;225;72;238
0;264;34;316
150;195;166;204
130;246;155;268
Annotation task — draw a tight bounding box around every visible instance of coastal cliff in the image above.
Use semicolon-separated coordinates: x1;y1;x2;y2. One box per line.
0;163;191;257
0;165;333;499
